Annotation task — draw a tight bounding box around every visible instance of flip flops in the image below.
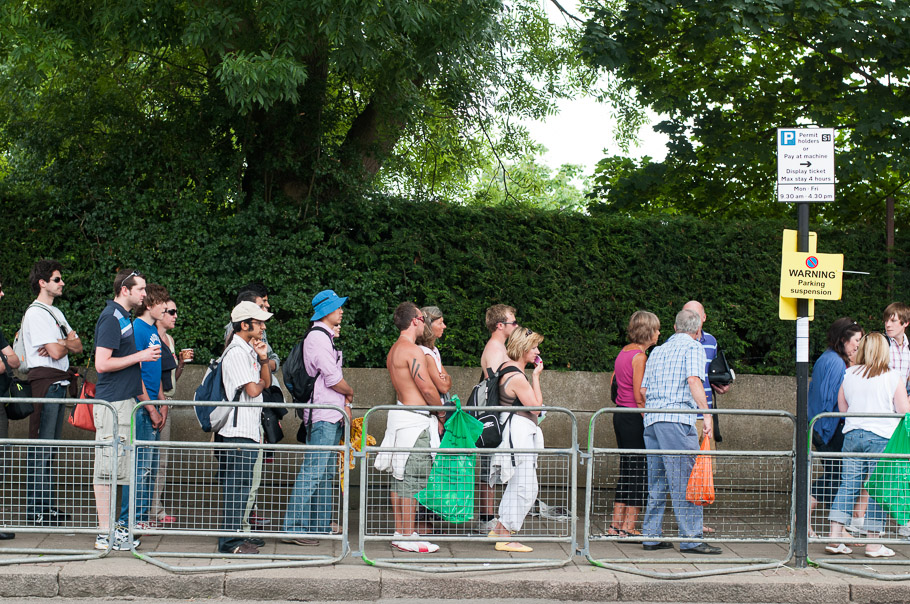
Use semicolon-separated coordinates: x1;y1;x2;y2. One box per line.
495;541;533;552
607;525;628;537
825;543;852;555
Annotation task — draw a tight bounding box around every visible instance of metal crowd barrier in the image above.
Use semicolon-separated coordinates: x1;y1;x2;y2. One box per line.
584;407;796;578
808;412;910;580
128;401;350;573
0;397;119;564
357;405;577;572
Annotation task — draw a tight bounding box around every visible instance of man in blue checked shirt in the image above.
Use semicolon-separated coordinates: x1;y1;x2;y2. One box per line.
639;308;721;555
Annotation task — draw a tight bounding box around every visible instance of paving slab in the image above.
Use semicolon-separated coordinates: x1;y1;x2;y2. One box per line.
57;554;223;599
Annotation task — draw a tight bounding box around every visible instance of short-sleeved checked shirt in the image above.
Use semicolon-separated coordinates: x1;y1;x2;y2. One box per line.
888;335;910;382
642;332;707;428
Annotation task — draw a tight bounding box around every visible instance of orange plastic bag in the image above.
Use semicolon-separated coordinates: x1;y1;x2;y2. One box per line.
685;437;715;505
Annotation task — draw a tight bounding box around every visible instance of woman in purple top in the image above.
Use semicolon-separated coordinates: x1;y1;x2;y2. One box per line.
608;310;660;537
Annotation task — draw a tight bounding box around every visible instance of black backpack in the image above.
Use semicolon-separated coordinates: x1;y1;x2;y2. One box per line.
468;363;522;448
283;325;334;439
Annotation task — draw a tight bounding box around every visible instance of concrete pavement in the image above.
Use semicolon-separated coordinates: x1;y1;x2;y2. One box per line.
1;530;909;602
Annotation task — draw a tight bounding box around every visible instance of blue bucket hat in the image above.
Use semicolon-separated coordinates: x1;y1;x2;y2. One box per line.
310;289;348;321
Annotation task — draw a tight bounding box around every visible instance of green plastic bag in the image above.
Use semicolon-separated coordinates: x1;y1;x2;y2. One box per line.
865;414;910;526
416;395;485;523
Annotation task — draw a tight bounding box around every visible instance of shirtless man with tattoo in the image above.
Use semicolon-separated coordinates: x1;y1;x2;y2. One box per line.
374;302;443;553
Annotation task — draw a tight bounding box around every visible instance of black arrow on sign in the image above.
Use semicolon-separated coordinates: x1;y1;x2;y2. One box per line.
800;161;812;167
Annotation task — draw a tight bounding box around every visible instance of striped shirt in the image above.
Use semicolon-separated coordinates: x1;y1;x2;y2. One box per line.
888;335;910;383
699;331;718;406
218;335;263;442
642;332;707;428
303;322;345;424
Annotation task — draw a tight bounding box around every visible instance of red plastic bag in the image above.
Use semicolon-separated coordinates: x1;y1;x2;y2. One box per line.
686;437;715;506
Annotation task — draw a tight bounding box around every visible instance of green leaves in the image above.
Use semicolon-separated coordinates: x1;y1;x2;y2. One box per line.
1;184;902;377
215;51;308;113
580;0;910;227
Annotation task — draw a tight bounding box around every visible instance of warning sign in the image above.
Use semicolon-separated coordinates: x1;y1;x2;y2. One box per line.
780;252;843;300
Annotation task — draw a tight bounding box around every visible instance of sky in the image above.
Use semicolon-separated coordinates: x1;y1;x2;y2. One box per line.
522;0;670;175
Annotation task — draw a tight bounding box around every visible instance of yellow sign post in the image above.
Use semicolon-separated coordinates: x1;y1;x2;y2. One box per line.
779;229;816;320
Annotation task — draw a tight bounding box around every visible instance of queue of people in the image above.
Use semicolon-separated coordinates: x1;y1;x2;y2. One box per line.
809;304;910;558
7;259;904;560
0;264;550;556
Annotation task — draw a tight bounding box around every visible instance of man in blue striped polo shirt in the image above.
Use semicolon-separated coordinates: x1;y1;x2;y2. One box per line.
640;308;721;555
683;300;731;449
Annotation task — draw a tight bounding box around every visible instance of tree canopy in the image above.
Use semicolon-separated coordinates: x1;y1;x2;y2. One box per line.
0;0;593;210
580;0;910;226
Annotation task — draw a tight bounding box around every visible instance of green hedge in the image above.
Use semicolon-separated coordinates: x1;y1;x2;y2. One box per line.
0;192;905;375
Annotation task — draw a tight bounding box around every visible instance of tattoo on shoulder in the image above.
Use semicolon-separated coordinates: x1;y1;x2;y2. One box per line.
410;358;424;381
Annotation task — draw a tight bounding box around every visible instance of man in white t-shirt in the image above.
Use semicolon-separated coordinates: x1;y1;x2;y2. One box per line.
217;301;273;555
22;259;83;525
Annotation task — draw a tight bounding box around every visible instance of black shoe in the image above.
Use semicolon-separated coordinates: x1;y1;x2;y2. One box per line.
220;542;259;555
682;543;722;555
245;537;266;547
48;508;70;524
30;509;69;526
642;541;673;551
0;533;15;540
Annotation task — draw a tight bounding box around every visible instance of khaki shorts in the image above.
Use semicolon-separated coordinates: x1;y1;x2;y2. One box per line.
93;398;135;485
394;429;432;498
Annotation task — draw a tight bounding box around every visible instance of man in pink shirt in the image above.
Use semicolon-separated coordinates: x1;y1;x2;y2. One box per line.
281;290;353;546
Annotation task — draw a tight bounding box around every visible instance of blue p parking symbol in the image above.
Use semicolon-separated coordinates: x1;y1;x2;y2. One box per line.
781;131;796;146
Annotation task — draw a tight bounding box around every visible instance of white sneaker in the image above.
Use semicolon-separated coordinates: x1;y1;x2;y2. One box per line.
113;526;139;551
844;517;867;535
898;524;910;538
472;518;498;534
94;534;111;551
94;530;139;551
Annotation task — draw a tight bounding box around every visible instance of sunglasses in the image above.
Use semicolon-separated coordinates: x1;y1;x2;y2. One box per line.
47;276;63;284
415;315;426;323
119;270;143;290
501;321;519;326
164;309;177;316
526;328;533;336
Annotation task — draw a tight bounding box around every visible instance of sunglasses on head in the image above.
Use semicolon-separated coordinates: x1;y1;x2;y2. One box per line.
119;270;143;290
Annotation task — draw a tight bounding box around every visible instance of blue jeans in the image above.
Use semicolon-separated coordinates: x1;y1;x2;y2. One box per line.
119;408;159;524
829;428;888;533
641;422;704;550
218;437;257;552
25;384;67;516
282;420;343;534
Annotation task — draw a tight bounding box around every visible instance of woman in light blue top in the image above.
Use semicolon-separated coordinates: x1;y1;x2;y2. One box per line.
807;318;863;532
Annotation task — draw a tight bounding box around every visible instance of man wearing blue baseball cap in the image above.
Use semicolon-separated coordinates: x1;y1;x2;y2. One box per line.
282;290;354;545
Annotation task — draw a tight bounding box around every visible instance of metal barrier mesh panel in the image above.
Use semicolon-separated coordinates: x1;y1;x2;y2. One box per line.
135;444;346;535
590;451;792;541
363;451;573;538
807;451;910;578
0;443;102;531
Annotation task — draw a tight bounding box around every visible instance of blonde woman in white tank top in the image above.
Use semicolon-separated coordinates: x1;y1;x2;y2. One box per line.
825;333;910;557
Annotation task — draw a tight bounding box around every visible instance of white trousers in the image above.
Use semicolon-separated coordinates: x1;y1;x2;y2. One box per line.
497;452;539;533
